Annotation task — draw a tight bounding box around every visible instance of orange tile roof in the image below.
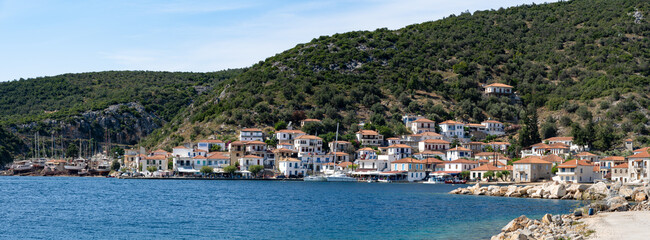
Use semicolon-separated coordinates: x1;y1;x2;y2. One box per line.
601;156;626;162
173;146;190;149
413;118;434;123
331;140;351;144
154;149;169;153
229;141;246;145
420;132;442;136
296;135;322;140
357;130;380;135
387;144;412;149
279;158;300;162
386;137;400;140
544;137;573;142
145;155;168;160
392;158;423;164
414;150;445;155
475;152;504;157
488;141;510;145
193;155;207;159
557;159;592;168
629;151;650;158
439;120;463;125
273;148;296;153
448;146;471;152
242;155;263;159
633;147;650;153
624;138;634;142
241;128;262;132
542;154;564;164
337;162;354;167
422;158;445;164
575;152;597;156
328;152;349;156
276;129;306;134
357;147;375;151
199;139;224;143
481;120;503;124
421;139;450;144
486;83;513;88
470;164;504;171
466;123;485;128
514;156;551;165
246;140;267;145
207;153;229;159
612;163;629;169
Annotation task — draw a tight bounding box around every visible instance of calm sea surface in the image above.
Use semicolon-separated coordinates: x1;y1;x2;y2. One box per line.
0;177;580;239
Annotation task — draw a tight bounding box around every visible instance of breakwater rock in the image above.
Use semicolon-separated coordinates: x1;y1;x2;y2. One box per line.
450;182;650;201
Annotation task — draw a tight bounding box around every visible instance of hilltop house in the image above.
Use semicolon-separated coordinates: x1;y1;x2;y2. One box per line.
239;128;264;141
300;119;321;127
356;130;384;147
484;83;513;96
410;118;435;134
544;137;588;152
439;120;465;139
481;120;505;136
197;140;225;152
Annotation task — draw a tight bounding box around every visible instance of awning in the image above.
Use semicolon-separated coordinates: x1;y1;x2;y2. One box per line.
351;170;381;175
178;167;199;173
378;171;407;176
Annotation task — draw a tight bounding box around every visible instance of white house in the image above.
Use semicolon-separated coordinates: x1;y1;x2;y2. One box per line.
410;118;435;134
300;119;321;127
278;158;305;177
385;144;412;162
276;129;306;145
446;147;472;161
328;141;351;153
627;151;650;182
197;139;226;152
206;152;231;169
484;83;513;95
294;135;324;158
444;159;479;173
239;155;264;173
402;114;426;130
239;128;264;141
356;130;384;147
418;139;450;152
481;120;505;136
439;120;465;139
413;150;446;160
556;159;597;183
544;137;588;152
461;142;485;153
386;138;400;146
390;157;426;182
611;163;629;183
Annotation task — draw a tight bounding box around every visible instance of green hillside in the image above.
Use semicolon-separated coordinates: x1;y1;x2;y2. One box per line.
150;0;649;151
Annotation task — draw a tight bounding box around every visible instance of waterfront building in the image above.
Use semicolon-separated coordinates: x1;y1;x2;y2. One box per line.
611;163;629;183
413;150;445;161
556;159;597;183
444;158;479;173
469;164;504;181
390;157;426;182
278;158;305;177
512;156;552;182
294;135;324;158
627;150;650;181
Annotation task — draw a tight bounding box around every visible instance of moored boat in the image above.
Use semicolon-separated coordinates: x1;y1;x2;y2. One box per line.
64;158;87;171
326;172;357;182
304;175;327;182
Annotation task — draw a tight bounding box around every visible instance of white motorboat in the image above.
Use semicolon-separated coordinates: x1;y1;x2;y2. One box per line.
64;158;87;171
377;179;391;183
326;173;357;182
304;175;327;182
11;160;34;172
422;177;445;184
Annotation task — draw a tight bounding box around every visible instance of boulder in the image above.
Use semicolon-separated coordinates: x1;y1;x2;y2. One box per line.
541;214;553;225
502;215;529;232
530;189;543;198
500;186;509;195
607;196;627;207
609;203;629;212
587;182;608;196
508;232;529;240
567;184;589;192
618;186;634;199
548;184;566;199
635;192;647;202
519;186;533;195
505;185;518;197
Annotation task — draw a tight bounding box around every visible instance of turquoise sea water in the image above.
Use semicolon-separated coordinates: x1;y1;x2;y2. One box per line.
0;177;579;239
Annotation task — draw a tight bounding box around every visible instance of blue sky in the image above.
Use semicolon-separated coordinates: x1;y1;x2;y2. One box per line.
0;0;555;82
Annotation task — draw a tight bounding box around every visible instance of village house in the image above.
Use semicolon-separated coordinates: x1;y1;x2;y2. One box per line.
484;83;513;95
486;141;511;152
481;120;505;136
439;120;465;139
294;135;324;158
556;159;597;183
413;150;446;161
544;137;588;152
627;150;650;181
245;141;268;158
402;132;444;149
383;144;413;162
390;158;426;182
239;155;264;177
470;164;505;181
600;156;626;169
418;139;450;152
512;156;552;182
278;158;305;177
143;154;169;172
461;141;485;154
275;129;306;145
402;114;426;130
172;146;193;158
328;140;351;153
356;130;384;147
277;142;294;150
386;138;400;146
228;141;246;165
206;152;231;169
421;158;445;172
444;158;479;173
239;128;264;141
624;138;634;151
575;152;600;163
197;139;225;152
329;152;350;163
410;118;436;134
611;163;629;183
446;146;472;161
541;154;565;165
272;148;297;169
356;147;386;171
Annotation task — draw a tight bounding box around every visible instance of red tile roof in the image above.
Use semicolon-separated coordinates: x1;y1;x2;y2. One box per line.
557;159;592;168
241;128;262;132
357;130;380;135
485;83;513;88
612;163;629;169
544;137;573;142
392;158;423;164
439;120;464;125
514;156;552;165
296;135;322;140
413;118;434;123
470;164;504;171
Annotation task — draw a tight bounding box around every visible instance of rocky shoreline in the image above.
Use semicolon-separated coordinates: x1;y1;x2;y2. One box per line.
450;182;649;201
485;182;650;240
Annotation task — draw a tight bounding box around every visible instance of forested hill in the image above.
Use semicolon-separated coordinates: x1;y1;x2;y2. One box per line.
0;70;242;160
146;0;649;150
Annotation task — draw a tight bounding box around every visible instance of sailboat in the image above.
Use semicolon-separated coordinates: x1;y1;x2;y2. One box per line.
325;123;357;182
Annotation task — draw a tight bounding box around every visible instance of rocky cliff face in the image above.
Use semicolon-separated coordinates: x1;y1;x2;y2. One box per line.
9;102;164;148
